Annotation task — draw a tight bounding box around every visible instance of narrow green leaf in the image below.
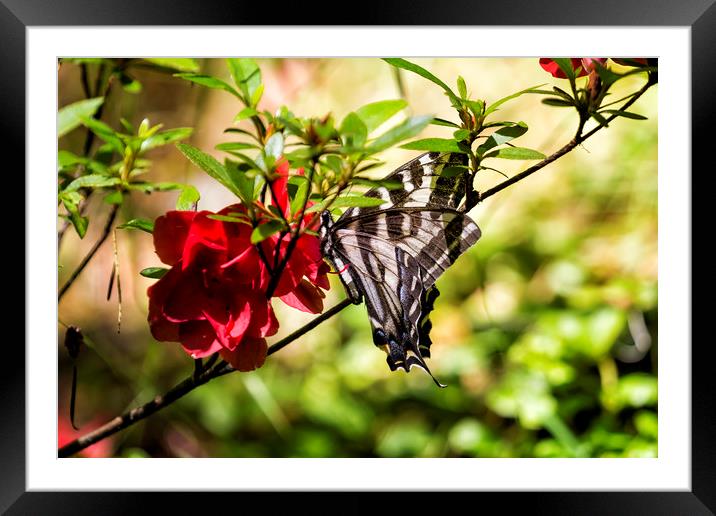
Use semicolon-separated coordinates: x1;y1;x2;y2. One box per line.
476;123;529;155
340;112;368;149
176;143;242;198
484;147;546;160
216;142;259;151
251;219;284;244
383;58;460;105
140;267;169;279
79;116;124;153
140;127;193;153
431;117;460;128
250;83;265;107
368;114;433;153
58;97;104;138
591;111;610;127
207;214;251;224
117;218;154;233
227;58;262;102
225;159;256;205
64;174;121;192
400;138;466;153
174;73;241;98
483;84;547;118
143;58;200;73
331;196;387;209
355;99;408;133
542;98;575;107
457;76;467;99
551;58;577;81
289;175;310;216
176;185;200;210
60;193;88;238
234;107;258;121
103;190;124;205
453;129;470;141
599;109;648;120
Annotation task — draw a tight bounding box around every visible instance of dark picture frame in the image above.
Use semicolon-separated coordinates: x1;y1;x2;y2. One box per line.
5;0;711;513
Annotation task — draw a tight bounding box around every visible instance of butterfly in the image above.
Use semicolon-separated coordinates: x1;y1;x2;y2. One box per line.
319;152;482;386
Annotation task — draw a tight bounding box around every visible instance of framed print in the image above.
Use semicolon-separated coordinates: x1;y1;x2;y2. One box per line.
5;0;712;513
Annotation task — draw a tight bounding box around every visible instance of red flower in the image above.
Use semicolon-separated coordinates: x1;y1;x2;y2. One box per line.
147;159;330;370
264;159;330;313
539;58;607;78
148;206;278;371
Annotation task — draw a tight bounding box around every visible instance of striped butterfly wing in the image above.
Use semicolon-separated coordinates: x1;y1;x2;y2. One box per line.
320;152;482;385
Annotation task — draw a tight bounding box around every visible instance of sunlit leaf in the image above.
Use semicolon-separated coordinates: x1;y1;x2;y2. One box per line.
57;97;104;138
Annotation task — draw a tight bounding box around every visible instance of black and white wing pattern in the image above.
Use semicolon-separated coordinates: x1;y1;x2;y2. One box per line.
319;152;481;386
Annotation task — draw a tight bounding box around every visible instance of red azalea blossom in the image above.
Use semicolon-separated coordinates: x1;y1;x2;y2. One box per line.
539;57;607;78
147;158;329;371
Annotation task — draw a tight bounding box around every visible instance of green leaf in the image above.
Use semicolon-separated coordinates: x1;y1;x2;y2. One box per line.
141;127;193;152
119;72;142;94
216;142;259;152
234;107;258;121
176;185;200;210
331;196;387;209
79;116;124;154
64;174;121;192
484;147;546;160
251;219;284;244
457;76;467;99
225;159;256;205
140;267;169;279
453;129;470;141
60;193;88;239
400;138;466;153
117;218;154;233
227;58;262;103
207;214;251;224
351;177;403;190
264;133;284;160
176;143;243;198
476;123;528;155
591;111;610;127
57;151;108;174
340;112;368;149
174;73;241;98
57;97;104;138
431;117;460;128
483;84;547;118
143;58;200;73
250;83;265;107
368;115;433;153
355;99;408;133
382;58;461;106
599;109;648;120
289;175;310;216
103;190;124;205
541;98;575;107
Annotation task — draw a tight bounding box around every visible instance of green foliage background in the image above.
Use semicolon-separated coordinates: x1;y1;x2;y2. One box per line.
58;58;657;458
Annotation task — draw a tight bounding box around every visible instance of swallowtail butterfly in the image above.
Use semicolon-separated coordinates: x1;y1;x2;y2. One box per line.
319;152;481;386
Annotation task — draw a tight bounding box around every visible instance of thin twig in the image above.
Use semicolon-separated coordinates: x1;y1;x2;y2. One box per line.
58;204;120;301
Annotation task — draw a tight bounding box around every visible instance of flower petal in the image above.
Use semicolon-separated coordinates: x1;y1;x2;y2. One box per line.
153;211;197;265
220;338;268;372
280;279;326;314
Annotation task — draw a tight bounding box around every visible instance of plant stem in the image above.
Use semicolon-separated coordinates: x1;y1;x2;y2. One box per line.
58;204;120;301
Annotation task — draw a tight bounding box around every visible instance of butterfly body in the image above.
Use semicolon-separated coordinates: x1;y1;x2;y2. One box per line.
319;152;482;386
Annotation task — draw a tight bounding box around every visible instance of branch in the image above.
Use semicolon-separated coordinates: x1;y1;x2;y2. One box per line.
57;297;354;457
58;204;119;301
472;78;655;207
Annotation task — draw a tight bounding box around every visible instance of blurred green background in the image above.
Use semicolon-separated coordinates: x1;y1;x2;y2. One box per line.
58;58;657;458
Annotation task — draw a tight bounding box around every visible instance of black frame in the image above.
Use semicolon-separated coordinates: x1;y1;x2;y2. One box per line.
6;1;711;513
